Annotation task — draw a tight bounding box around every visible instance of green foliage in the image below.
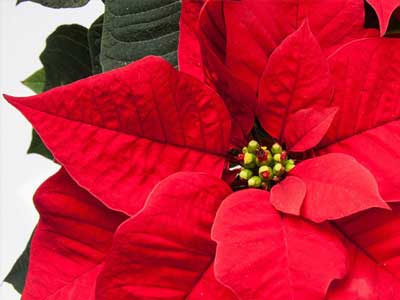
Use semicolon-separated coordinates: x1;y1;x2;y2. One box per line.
25;24;94;160
21;68;45;94
16;0;90;8
40;24;92;90
100;0;181;71
4;231;34;294
88;15;104;74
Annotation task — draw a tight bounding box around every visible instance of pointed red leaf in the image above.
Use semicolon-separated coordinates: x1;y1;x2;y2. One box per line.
335;204;400;279
366;0;400;35
290;153;389;223
223;0;375;92
257;20;333;140
270;175;306;215
198;0;256;146
284;107;338;152
178;0;205;80
327;204;400;299
327;243;400;299
319;120;400;202
319;38;400;202
95;172;237;300
22;168;127;300
211;189;347;300
4;56;231;216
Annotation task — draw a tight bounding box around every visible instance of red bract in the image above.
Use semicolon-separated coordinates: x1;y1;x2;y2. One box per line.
5;56;231;216
23;168;127;300
366;0;400;35
4;0;400;299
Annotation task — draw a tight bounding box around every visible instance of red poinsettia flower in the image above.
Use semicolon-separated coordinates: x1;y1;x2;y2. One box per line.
4;1;400;300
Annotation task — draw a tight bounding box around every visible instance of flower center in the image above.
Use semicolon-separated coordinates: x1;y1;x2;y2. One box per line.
233;140;295;190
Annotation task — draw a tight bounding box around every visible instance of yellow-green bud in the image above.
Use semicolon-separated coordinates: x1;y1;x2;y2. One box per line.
285;159;295;172
273;153;281;162
248;176;262;188
273;163;285;176
244;152;256;168
259;165;272;180
242;146;248;153
271;142;282;154
247;140;259;153
239;168;253;180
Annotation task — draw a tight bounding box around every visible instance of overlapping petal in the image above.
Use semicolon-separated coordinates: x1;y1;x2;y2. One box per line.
223;0;375;92
178;0;205;80
288;153;389;222
197;0;256;146
22;168;127;300
284;107;338;152
319;37;400;202
366;0;400;35
95;172;236;300
327;204;400;299
212;189;347;300
4;56;231;216
257;21;333;141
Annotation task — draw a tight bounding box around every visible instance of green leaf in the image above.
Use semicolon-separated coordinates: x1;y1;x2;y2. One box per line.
27;130;54;160
100;0;181;71
25;24;93;160
4;231;34;294
40;24;92;90
88;15;104;74
21;68;45;94
16;0;90;8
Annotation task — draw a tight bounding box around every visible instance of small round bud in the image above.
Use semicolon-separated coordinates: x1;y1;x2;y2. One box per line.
242;146;248;153
285;159;295;172
271;142;282;154
247;140;260;153
244;152;256;168
258;165;272;179
237;153;244;162
273;153;281;162
239;168;253;180
261;182;268;190
248;176;262;188
273;163;285;176
281;151;288;161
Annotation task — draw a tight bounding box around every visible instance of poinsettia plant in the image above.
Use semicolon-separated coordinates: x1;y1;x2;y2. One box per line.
3;0;400;299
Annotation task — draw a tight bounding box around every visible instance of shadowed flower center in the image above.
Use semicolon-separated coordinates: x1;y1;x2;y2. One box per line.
233;140;295;190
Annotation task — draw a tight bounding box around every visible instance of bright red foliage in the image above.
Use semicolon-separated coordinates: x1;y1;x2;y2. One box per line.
212;189;347;300
4;0;400;299
96;172;237;300
366;0;400;35
23;168;127;300
5;56;231;216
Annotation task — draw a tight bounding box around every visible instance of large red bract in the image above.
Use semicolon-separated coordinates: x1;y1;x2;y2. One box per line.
3;0;400;299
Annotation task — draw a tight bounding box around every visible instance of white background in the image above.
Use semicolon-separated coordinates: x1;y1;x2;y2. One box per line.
0;1;104;299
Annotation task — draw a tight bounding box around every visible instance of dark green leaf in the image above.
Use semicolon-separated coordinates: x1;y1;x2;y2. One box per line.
21;68;45;94
26;24;93;160
40;24;92;90
88;15;104;74
27;130;54;160
4;231;34;294
16;0;90;8
387;8;400;35
100;0;181;71
364;0;380;29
